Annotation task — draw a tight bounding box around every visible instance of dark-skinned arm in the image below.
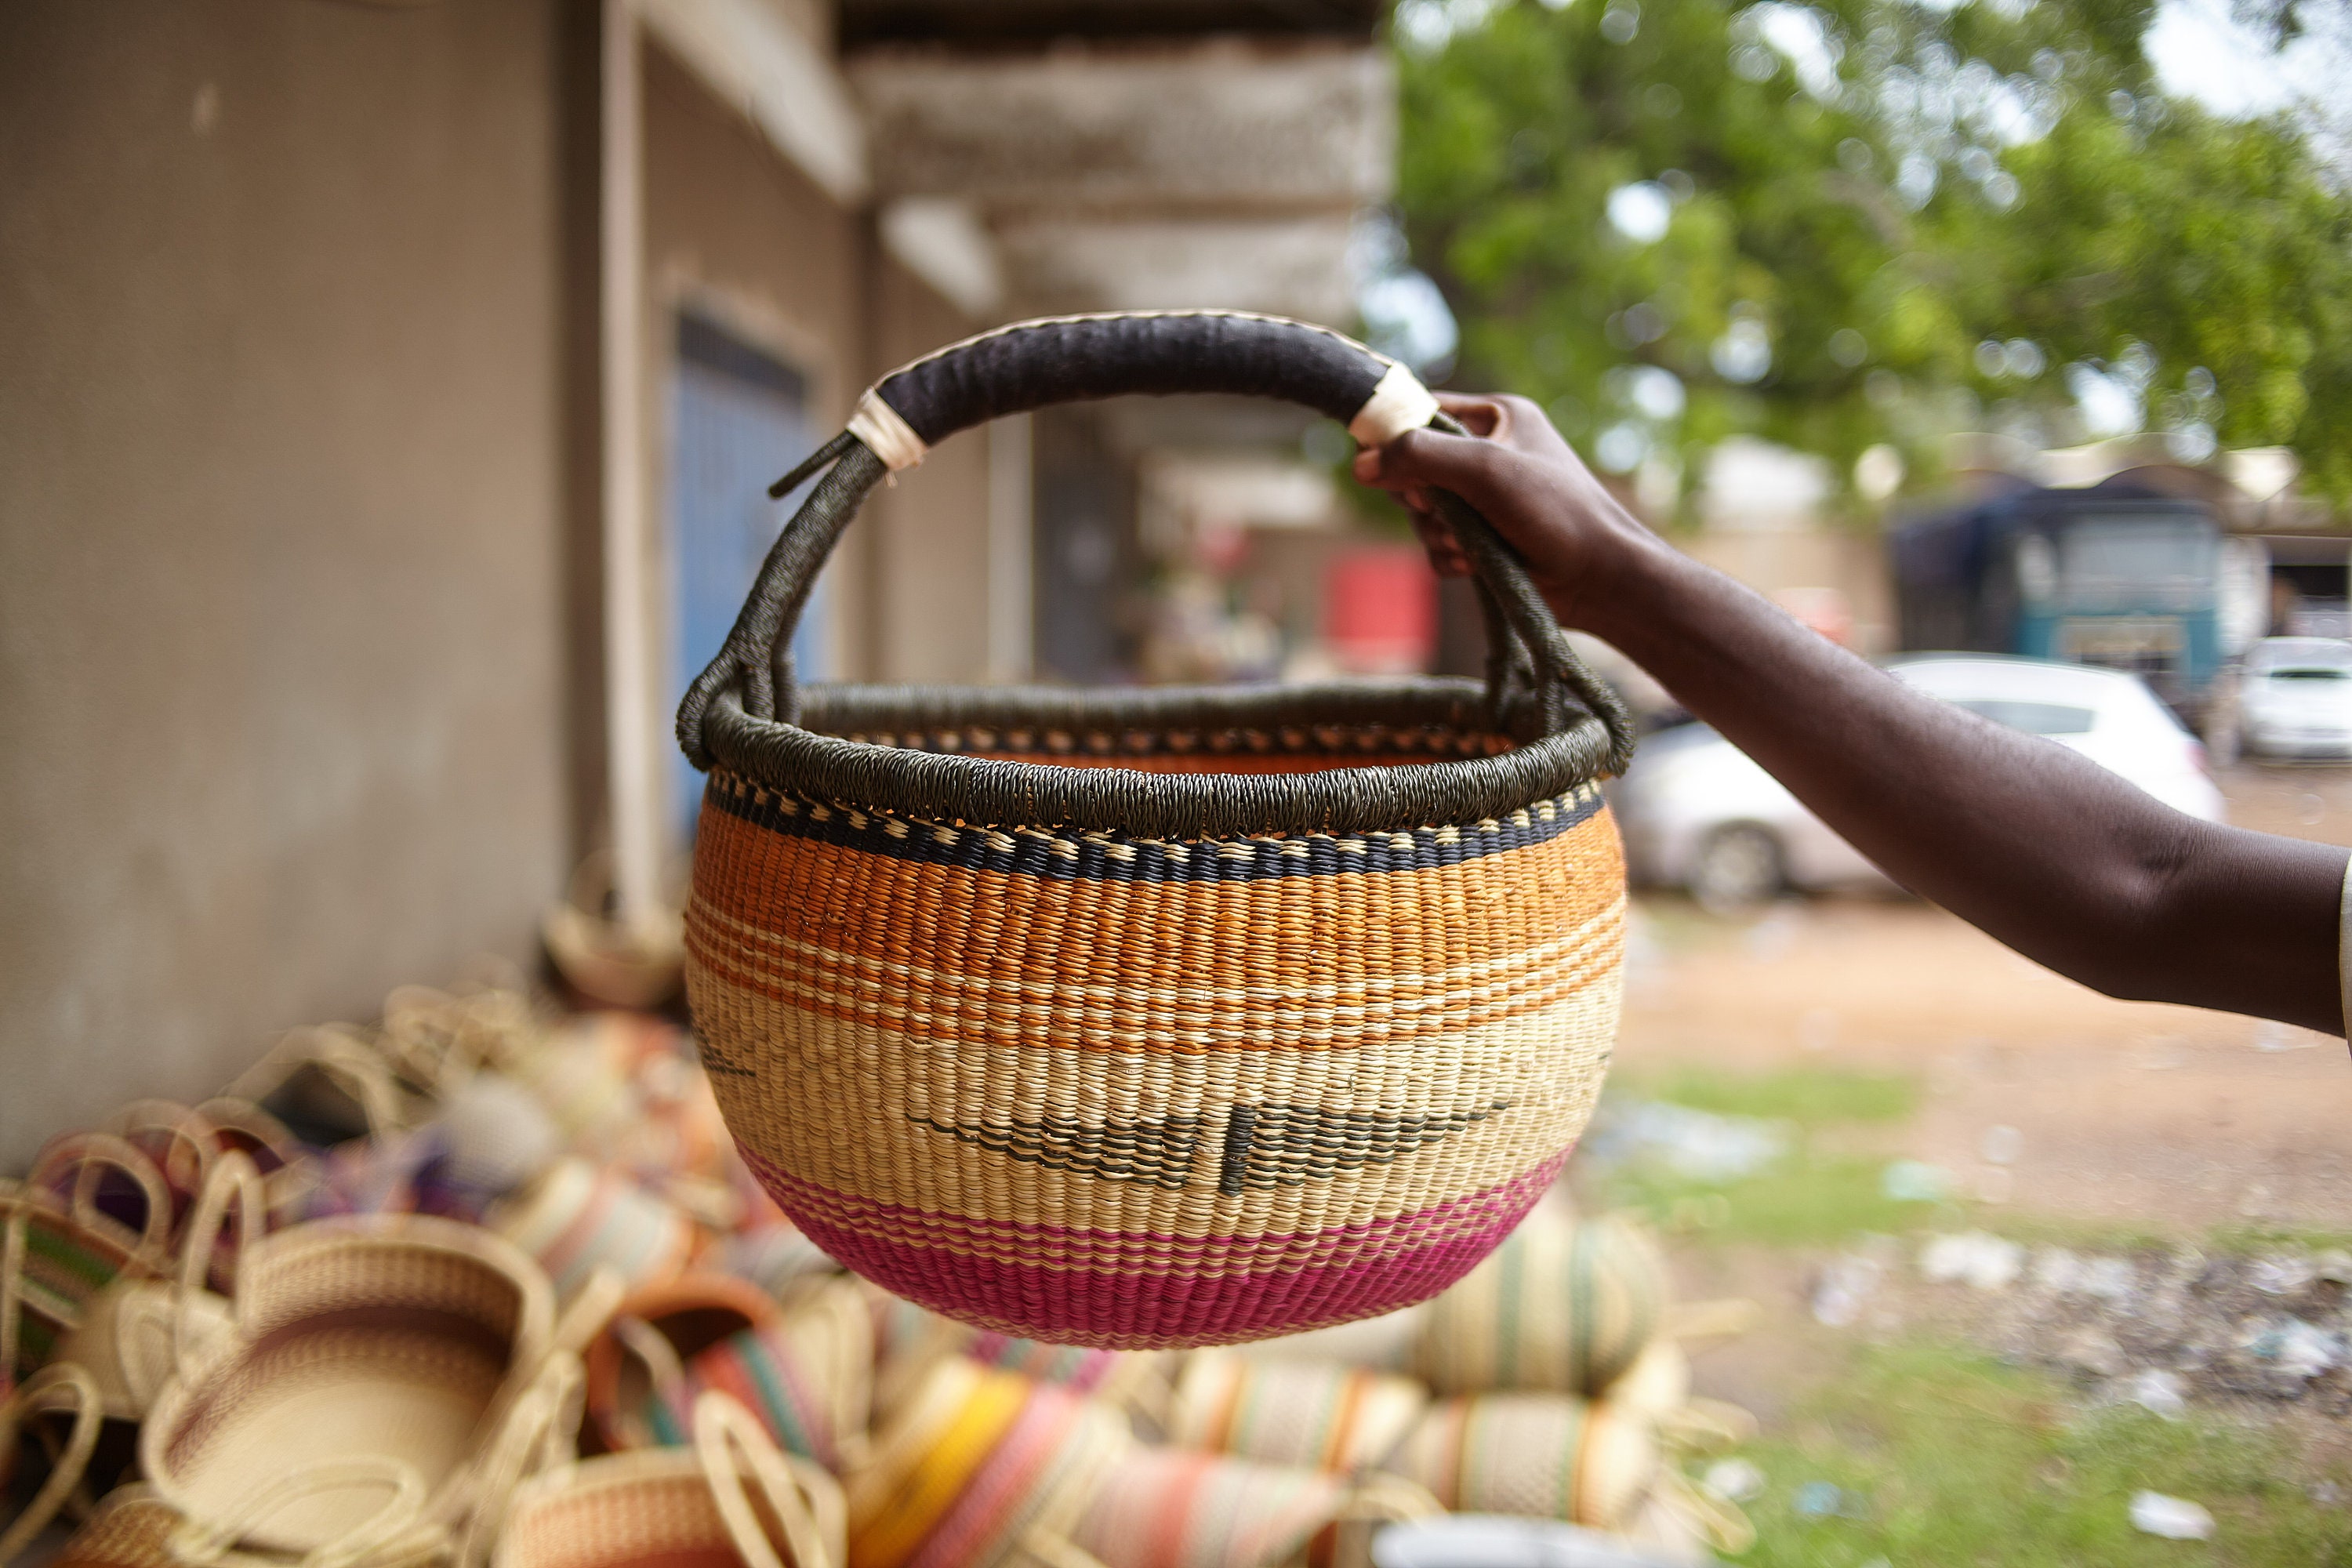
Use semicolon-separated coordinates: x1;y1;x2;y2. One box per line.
1358;394;2347;1035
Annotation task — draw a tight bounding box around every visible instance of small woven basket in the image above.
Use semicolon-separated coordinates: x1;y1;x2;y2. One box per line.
499;1392;844;1568
677;311;1635;1350
141;1215;557;1556
1409;1207;1666;1397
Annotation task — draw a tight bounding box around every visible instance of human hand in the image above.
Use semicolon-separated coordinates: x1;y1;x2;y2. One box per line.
1351;392;1664;633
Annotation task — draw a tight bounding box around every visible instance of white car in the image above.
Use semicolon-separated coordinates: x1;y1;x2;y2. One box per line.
2241;637;2352;760
1613;655;2227;908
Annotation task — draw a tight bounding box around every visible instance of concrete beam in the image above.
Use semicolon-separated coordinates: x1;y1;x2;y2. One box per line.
850;40;1392;213
993;212;1357;322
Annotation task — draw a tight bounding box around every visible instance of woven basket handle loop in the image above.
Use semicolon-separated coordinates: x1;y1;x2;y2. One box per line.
454;1351;586;1568
0;1362;105;1566
165;1457;430;1568
28;1133;175;1272
692;1389;842;1568
169;1152;265;1367
677;311;1634;775
227;1027;413;1139
104;1102;222;1209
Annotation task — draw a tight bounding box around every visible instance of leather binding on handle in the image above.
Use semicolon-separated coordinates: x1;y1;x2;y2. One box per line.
679;310;1633;837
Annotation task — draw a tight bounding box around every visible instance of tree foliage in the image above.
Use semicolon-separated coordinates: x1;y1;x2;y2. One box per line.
1392;0;2352;507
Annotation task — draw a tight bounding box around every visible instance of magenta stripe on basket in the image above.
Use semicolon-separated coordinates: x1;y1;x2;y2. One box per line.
739;1145;1563;1272
739;1149;1563;1345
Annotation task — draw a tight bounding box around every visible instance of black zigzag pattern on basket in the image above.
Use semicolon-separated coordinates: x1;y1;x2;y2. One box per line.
703;775;1606;887
1216;1101;1515;1196
909;1112;1207;1189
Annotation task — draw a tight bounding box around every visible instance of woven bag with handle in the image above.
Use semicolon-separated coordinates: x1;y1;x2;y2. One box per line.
676;310;1635;1350
498;1391;844;1568
140;1214;559;1559
54;1151;264;1421
43;1460;445;1568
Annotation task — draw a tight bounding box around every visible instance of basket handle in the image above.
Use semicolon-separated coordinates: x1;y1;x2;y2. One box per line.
169;1152;266;1366
166;1456;433;1568
27;1132;175;1272
694;1389;843;1568
0;1362;105;1566
677;311;1633;773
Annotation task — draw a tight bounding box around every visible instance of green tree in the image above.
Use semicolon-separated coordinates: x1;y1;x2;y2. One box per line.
1392;0;2352;507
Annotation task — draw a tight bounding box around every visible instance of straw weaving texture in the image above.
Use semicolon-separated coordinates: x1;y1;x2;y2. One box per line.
1411;1210;1665;1396
688;768;1624;1348
503;1459;744;1568
1070;1449;1346;1568
1384;1394;1655;1528
1171;1352;1426;1472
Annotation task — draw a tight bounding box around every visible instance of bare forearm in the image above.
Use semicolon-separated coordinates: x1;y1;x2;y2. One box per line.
1588;541;2346;1033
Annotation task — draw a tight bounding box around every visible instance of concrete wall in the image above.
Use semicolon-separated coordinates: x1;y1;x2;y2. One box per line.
641;40;992;702
0;0;586;1166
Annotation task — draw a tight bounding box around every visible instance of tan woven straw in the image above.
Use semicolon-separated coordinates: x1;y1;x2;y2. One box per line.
1;1362;104;1565
142;1215;559;1558
1167;1352;1427;1475
498;1392;844;1568
55;1151;263;1420
1062;1446;1437;1568
45;1462;446;1568
1381;1393;1657;1533
492;1160;695;1304
1410;1207;1666;1398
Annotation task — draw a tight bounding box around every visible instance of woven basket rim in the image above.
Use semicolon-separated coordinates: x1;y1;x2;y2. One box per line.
700;677;1616;838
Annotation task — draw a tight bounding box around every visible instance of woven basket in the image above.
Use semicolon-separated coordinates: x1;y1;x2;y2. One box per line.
1167;1352;1426;1475
499;1392;844;1568
583;1272;779;1451
3;1162;169;1381
141;1215;557;1556
629;1279;874;1471
43;1464;447;1568
676;311;1634;1350
54;1152;263;1421
1409;1207;1666;1398
844;1359;1127;1568
1380;1394;1656;1532
1064;1447;1436;1568
492;1159;695;1302
1;1362;104;1564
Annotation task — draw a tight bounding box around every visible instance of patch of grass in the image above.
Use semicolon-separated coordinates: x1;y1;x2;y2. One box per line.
1587;1067;1932;1246
1728;1340;2352;1567
1629;1065;1919;1129
1601;1151;1949;1247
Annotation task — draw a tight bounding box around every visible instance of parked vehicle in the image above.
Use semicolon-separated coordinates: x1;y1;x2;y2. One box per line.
1889;482;2230;722
1613;655;2226;907
2240;636;2352;760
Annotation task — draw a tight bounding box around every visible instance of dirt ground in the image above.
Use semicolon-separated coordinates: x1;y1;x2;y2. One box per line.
1613;762;2352;1424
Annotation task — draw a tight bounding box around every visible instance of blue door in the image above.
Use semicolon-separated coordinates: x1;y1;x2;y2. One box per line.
669;312;824;845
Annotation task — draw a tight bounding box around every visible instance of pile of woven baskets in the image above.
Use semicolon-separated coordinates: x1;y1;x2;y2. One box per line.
3;981;1755;1568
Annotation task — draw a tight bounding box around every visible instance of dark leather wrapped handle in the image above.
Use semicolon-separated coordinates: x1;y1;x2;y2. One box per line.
679;312;1634;777
873;312;1397;448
